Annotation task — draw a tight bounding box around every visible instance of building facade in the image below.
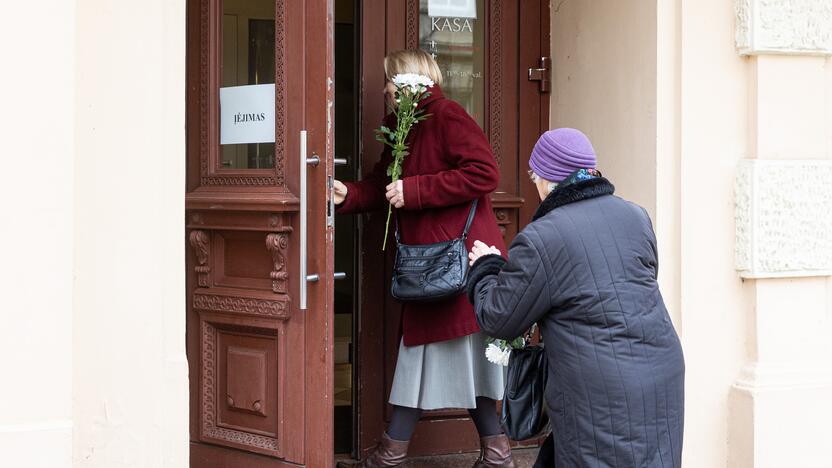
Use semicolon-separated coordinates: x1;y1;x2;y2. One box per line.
1;0;830;467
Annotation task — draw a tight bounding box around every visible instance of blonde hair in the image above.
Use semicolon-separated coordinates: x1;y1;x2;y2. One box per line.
383;49;443;86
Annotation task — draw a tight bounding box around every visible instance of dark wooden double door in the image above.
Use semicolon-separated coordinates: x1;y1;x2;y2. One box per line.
185;1;549;466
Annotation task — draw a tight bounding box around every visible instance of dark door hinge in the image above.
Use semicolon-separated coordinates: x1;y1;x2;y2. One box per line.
528;57;551;93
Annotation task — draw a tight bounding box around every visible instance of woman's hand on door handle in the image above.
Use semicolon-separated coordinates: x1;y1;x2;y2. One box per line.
333;179;348;205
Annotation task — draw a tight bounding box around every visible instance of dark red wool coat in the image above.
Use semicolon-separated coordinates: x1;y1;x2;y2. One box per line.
338;86;506;346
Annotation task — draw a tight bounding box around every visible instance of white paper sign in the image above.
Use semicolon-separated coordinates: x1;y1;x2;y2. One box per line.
219;84;276;145
428;0;477;19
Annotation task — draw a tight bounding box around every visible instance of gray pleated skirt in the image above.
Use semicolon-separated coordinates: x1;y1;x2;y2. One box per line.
388;332;505;410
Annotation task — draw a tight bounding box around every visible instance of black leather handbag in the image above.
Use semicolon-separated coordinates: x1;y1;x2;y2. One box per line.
501;344;550;441
390;200;478;302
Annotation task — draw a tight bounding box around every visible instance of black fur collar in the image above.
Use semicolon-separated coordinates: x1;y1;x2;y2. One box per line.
532;177;615;221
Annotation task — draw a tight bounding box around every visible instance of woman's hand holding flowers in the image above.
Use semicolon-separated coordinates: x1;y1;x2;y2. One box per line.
385;180;405;208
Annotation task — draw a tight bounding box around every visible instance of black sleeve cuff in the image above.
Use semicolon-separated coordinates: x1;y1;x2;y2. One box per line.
466;254;507;303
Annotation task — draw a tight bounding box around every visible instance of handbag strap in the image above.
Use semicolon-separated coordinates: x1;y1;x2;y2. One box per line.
460;199;479;239
394;198;479;243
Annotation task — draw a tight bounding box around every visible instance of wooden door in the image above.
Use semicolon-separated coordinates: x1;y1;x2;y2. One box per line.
185;0;334;466
357;0;550;457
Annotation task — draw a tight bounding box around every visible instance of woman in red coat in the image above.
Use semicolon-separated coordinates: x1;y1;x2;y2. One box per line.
335;50;514;468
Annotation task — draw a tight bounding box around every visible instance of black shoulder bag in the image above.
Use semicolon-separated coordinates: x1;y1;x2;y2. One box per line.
390;200;478;302
501;337;549;441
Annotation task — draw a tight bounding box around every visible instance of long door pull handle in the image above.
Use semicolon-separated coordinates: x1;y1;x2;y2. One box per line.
300;130;317;310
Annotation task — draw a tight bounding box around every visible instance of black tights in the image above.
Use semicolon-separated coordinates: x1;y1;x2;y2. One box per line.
386;397;502;441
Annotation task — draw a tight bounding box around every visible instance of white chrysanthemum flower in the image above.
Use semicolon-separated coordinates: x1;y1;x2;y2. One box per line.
392;73;434;93
485;343;511;367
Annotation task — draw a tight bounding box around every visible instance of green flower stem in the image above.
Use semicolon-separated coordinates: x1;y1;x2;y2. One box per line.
380;92;426;250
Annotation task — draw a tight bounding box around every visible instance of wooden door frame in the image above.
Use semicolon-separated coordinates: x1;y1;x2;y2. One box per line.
304;0;336;466
185;0;334;466
302;1;336;467
355;0;550;458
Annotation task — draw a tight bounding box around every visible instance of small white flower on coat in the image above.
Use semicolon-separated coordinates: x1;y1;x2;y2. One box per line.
485;343;511;367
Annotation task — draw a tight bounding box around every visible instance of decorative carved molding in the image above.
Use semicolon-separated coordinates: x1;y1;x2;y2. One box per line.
735;0;832;55
488;0;503;166
266;232;290;294
732;362;832;392
226;346;268;417
490;193;525;209
201;322;279;452
199;0;210;181
273;0;286;184
735;160;832;278
492;194;523;240
197;0;285;187
735;0;752;52
190;230;211;287
494;208;511;239
194;292;290;319
406;0;419;49
201;175;279;186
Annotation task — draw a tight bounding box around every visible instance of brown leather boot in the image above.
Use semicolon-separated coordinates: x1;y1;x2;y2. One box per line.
336;433;410;468
472;434;516;468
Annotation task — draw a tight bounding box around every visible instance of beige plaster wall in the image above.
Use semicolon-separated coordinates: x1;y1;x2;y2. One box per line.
549;0;750;466
752;55;830;161
728;51;832;468
677;0;752;466
654;0;681;324
549;0;658;218
551;0;832;466
549;0;682;325
73;1;188;467
828;55;832;154
0;1;75;467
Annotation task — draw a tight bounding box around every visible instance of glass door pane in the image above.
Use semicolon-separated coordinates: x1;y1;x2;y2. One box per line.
221;0;276;169
419;0;486;128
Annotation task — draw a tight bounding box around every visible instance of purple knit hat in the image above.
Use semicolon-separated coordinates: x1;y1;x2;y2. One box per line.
529;128;596;183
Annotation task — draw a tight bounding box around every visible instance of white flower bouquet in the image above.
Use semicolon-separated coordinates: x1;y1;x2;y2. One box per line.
485;324;538;367
374;73;435;250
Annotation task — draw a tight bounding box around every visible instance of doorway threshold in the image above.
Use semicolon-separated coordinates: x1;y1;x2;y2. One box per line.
336;447;540;467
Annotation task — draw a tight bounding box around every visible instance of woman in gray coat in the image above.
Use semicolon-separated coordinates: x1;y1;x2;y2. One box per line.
467;128;685;468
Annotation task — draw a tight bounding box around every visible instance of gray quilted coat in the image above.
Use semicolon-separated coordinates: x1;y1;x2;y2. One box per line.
468;177;684;467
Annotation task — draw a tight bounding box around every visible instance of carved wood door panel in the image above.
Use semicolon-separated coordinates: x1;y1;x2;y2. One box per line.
186;0;334;467
358;0;550;457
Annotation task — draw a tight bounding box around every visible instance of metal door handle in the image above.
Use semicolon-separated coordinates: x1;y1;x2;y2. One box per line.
305;272;346;282
300;131;341;309
300;130;319;310
328;175;335;228
334;158;348;166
